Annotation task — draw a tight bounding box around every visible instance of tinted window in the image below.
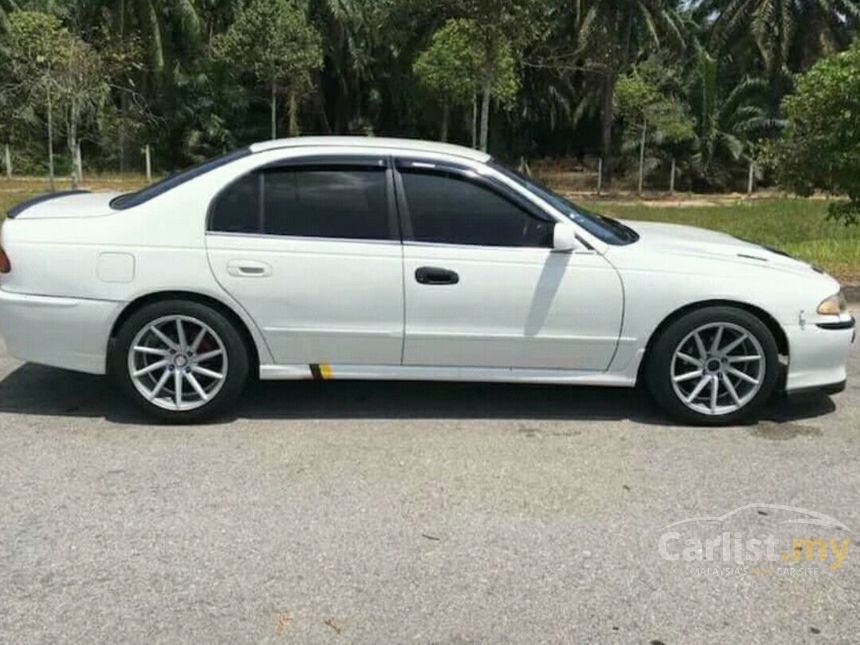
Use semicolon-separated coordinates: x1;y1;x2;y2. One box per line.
209;166;390;240
210;173;261;233
490;161;639;245
400;170;553;247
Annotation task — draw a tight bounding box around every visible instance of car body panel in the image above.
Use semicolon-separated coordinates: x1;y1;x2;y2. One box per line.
401;243;623;370
0;137;852;397
207;233;404;365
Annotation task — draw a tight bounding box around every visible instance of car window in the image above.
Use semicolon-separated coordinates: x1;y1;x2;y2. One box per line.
490;161;639;246
209;165;391;240
399;169;553;248
112;147;252;210
210;173;261;233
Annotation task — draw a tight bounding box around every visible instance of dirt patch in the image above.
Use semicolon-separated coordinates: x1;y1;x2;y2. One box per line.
748;422;823;441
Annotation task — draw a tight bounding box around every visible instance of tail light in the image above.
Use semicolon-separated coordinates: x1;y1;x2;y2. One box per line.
0;246;10;274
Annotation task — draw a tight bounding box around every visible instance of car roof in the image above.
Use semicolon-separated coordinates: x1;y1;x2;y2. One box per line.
249;136;492;164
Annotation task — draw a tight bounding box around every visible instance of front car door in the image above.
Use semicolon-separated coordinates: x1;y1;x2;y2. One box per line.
206;154;404;368
395;158;624;371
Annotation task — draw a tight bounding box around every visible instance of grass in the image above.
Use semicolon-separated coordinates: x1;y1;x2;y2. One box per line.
1;176;858;284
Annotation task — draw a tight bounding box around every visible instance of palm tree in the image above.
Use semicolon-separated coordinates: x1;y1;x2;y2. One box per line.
574;0;687;179
62;1;202;169
706;0;860;75
309;0;392;133
75;0;202;72
689;49;773;185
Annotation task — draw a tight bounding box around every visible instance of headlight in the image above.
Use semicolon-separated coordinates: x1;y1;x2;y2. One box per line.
817;291;848;315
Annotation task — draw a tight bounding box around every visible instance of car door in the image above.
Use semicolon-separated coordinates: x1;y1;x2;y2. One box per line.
395;159;624;371
206;155;404;366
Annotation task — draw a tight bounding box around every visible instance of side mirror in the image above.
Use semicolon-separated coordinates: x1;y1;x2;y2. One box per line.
553;223;580;253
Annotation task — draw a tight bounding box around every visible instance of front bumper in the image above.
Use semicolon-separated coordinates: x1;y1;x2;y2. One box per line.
0;289;119;374
785;315;855;393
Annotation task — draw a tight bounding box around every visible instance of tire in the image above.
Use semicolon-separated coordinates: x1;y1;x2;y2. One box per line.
645;306;780;426
110;299;250;423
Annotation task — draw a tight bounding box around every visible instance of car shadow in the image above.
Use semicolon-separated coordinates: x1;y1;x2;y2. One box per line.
0;362;838;426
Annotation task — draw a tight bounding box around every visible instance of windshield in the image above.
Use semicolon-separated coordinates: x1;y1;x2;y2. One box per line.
490;161;639;246
110;147;252;210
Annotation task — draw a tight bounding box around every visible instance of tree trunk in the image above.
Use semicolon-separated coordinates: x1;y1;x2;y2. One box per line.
747;161;755;195
440;100;450;143
313;85;332;134
638;120;647;196
669;157;676;195
47;85;55;192
270;83;278;140
600;71;616;185
287;88;299;137
69;136;79;188
479;82;491;152
69;99;79;189
471;93;477;149
76;141;83;186
597;157;603;196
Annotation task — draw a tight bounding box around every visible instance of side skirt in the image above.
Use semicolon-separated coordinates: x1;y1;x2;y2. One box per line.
259;363;637;388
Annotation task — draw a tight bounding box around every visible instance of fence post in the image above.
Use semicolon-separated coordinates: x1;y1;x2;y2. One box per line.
669;157;676;195
4;144;10;179
76;141;83;185
145;144;152;182
637;122;647;197
518;156;532;178
597;157;603;197
747;161;755;195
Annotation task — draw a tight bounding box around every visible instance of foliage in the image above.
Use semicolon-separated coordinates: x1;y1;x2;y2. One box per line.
776;41;860;223
412;13;521;151
615;60;694;145
706;0;860;75
0;10;109;182
212;0;322;137
687;49;772;187
413;19;482;107
0;0;859;191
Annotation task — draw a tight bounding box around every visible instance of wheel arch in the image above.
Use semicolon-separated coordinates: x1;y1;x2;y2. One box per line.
638;299;789;382
107;290;263;375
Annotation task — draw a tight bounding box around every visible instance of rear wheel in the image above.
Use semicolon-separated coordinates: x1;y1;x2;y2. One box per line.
111;300;249;423
646;306;780;426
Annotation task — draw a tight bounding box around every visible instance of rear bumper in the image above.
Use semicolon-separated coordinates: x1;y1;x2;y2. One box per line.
0;289;119;374
785;316;854;393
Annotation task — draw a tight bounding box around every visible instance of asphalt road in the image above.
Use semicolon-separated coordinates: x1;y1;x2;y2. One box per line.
1;331;858;644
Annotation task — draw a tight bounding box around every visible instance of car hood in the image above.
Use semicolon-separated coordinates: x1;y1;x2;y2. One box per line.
621;219;818;274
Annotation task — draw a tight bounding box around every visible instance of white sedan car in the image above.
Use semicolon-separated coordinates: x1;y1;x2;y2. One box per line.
0;137;854;424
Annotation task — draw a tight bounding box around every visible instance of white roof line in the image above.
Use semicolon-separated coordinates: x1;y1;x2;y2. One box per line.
248;136;491;163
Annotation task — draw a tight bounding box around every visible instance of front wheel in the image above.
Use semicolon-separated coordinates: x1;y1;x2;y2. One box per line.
110;300;250;423
646;306;780;426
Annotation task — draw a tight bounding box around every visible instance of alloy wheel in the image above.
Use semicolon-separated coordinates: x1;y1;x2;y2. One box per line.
127;315;229;412
670;322;765;416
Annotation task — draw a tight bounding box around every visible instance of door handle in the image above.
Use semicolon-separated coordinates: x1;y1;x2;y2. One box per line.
415;266;459;285
226;260;272;278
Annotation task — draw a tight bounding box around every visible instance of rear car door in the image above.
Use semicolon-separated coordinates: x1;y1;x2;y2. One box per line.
395;158;624;370
206;155;404;366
